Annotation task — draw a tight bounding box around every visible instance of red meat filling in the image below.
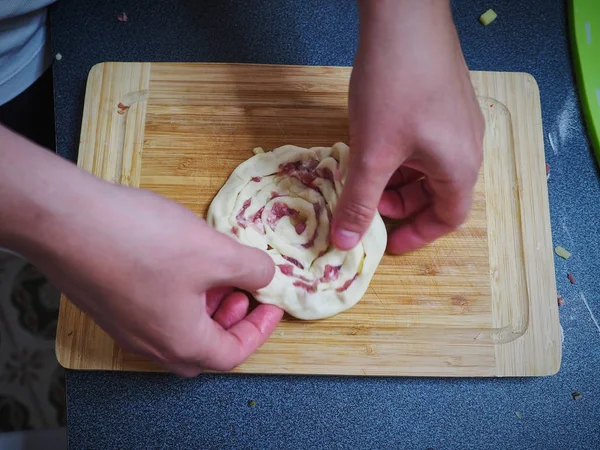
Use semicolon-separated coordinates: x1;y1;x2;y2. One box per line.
235;199;252;228
321;264;341;283
293;280;317;293
277;264;295;276
336;273;358;292
282;255;304;269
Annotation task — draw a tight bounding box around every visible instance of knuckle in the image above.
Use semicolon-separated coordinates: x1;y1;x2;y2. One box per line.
361;159;398;184
218;246;251;279
162;340;198;365
202;352;242;372
445;150;481;187
254;250;276;281
358;154;390;174
227;246;273;284
462;162;481;186
447;209;469;228
224;256;246;280
339;201;375;229
350;148;394;174
444;197;473;229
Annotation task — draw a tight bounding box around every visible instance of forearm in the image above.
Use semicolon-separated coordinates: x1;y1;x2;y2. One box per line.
357;0;457;61
0;125;101;259
358;0;452;33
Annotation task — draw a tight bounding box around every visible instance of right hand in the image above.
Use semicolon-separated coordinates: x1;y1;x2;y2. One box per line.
332;0;485;254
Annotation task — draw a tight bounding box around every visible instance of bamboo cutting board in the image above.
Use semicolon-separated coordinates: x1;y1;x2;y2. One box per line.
55;63;560;376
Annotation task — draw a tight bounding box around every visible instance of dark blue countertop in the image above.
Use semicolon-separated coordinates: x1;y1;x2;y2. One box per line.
50;0;600;448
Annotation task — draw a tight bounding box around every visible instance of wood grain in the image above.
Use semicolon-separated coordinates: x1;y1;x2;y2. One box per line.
55;63;560;376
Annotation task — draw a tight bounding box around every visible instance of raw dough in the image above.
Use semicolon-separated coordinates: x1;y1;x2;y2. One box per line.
207;143;387;320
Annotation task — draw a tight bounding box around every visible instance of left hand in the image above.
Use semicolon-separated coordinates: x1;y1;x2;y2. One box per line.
0;127;282;377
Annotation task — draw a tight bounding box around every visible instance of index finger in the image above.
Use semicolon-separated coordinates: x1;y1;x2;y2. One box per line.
200;223;275;293
199;302;284;372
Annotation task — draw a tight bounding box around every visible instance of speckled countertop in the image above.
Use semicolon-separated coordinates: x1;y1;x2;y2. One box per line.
50;0;600;448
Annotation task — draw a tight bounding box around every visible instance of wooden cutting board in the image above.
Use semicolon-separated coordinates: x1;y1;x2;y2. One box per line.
55;63;560;377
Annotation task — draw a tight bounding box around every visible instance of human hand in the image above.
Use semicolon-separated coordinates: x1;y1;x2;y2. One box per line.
332;0;485;254
52;184;281;376
0;131;281;376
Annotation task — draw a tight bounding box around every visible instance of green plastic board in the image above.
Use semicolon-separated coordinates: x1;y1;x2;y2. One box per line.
569;0;600;167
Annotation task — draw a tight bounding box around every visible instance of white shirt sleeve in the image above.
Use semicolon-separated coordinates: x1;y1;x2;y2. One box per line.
0;1;57;106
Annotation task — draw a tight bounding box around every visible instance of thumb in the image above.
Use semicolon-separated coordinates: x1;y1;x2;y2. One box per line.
215;238;275;292
332;153;395;250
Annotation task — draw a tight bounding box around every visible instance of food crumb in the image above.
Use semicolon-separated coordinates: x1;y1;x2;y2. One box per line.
555;246;571;260
479;9;497;26
567;273;576;284
572;391;583;401
515;411;522;420
117;12;128;22
247;400;256;407
117;102;130;115
55;53;62;61
252;147;265;155
557;295;565;306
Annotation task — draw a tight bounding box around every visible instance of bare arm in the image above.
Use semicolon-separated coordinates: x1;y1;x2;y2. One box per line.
332;0;484;253
0;124;281;376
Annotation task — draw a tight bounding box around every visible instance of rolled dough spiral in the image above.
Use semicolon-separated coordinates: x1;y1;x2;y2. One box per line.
207;143;387;320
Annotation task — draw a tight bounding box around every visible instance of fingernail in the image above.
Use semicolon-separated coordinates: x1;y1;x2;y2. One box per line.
335;229;360;249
